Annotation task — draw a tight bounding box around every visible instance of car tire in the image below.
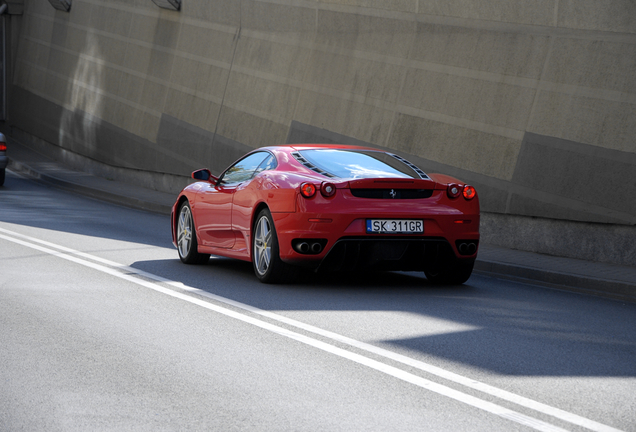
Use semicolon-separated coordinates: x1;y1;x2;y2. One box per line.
0;169;5;187
252;208;298;284
424;258;474;285
177;201;210;265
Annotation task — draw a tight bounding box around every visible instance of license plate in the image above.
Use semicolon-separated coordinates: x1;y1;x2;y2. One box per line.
366;219;423;234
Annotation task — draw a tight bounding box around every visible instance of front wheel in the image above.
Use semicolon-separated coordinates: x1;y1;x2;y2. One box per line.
424;258;474;285
176;201;210;264
252;208;298;284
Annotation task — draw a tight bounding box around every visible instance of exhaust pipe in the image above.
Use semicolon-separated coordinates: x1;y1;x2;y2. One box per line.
457;242;477;255
458;243;468;255
310;242;323;254
296;242;310;253
293;239;327;254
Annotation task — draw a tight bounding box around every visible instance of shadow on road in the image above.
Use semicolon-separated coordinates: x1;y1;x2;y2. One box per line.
131;255;636;378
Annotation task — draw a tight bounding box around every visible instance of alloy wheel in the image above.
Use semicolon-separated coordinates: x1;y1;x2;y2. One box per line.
253;215;272;275
178;205;193;258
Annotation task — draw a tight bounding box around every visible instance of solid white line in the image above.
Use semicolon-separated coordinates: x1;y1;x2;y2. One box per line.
0;226;625;432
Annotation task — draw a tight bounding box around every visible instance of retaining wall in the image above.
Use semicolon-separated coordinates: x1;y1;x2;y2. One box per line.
6;0;636;265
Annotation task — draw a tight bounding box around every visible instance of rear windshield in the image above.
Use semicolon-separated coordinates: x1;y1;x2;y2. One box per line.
297;149;421;179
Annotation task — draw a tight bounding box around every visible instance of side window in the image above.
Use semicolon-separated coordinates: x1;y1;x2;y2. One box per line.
254;154;277;175
220;152;269;185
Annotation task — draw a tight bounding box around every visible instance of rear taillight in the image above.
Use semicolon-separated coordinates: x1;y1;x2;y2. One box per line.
300;182;316;198
463;185;476;200
447;183;461;199
447;183;476;200
320;182;336;197
0;143;6;152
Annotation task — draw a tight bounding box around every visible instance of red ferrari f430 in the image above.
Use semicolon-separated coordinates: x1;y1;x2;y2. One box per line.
171;145;479;284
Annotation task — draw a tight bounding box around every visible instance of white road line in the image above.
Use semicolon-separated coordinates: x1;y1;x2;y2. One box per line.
0;226;625;432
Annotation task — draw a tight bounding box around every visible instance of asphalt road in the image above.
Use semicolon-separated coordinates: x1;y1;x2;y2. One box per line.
1;169;635;432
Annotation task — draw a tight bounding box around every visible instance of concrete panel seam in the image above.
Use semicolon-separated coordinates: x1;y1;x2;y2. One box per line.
535;80;636;105
291;9;320;139
525;36;555;131
173;50;232;72
290;0;417;22
54;111;199;170
22;16;234;69
413;12;636;43
396;105;524;141
224;62;526;141
14;61;163;118
167;83;224;106
21;25;233;71
66;0;165;21
524;132;636;163
504;189;514;214
211;18;242;149
385;38;416;150
506;187;636;224
402;59;540;89
28;7;238;38
238;28;542;89
506;181;636;225
74;0;241;36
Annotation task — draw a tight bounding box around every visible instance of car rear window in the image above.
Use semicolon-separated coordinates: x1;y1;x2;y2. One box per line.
297;149;421;179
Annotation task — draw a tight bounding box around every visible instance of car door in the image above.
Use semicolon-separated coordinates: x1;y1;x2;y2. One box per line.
195;152;270;248
231;153;278;234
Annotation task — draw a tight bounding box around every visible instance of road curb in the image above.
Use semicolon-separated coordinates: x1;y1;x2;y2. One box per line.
8;159;173;215
474;260;635;303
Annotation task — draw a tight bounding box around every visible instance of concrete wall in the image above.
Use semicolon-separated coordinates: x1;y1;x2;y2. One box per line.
6;0;636;265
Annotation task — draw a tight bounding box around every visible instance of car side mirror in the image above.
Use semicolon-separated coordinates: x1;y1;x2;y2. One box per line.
191;169;218;184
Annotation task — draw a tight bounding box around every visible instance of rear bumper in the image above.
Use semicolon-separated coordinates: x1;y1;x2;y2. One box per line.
273;207;479;271
0;154;7;169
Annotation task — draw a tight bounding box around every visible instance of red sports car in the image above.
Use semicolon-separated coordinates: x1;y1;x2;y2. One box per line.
171;144;479;284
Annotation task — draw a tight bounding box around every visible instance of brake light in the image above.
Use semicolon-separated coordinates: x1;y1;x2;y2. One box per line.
0;143;6;152
463;185;476;200
300;182;316;198
447;183;461;199
320;182;336;197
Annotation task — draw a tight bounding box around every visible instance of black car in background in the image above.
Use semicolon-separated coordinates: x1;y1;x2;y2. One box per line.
0;133;7;186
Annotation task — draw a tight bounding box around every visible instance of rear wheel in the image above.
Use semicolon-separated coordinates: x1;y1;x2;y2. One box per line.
252;208;298;284
0;168;5;186
424;258;474;285
177;201;210;264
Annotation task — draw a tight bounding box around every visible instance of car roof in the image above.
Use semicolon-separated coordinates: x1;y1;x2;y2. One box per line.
261;144;380;153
